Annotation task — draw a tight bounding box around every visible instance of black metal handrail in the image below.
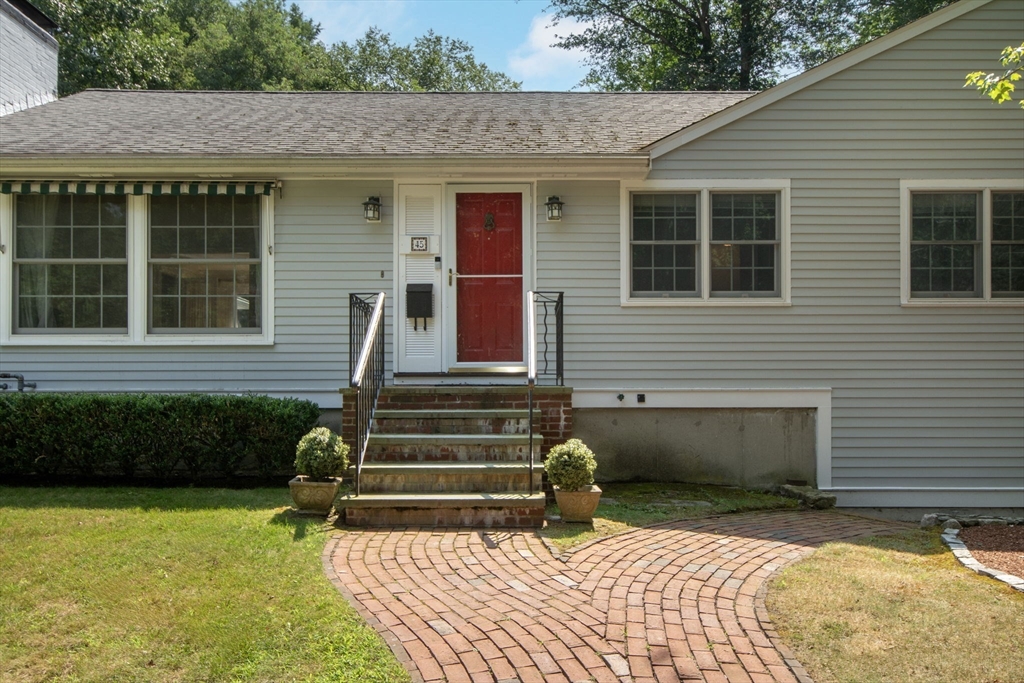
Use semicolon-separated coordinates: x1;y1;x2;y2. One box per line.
349;292;386;496
526;290;564;495
531;291;564;386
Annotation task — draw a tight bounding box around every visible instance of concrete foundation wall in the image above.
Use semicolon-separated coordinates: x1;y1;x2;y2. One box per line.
574;408;816;489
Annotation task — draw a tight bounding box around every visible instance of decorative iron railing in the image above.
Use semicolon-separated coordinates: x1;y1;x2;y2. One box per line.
530;291;564;386
526;290;564;495
349;292;386;496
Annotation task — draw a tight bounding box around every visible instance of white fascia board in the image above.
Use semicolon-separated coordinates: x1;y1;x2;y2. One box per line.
0;155;653;181
646;0;993;159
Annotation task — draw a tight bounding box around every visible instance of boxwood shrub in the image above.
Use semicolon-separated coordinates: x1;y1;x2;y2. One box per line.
0;393;321;482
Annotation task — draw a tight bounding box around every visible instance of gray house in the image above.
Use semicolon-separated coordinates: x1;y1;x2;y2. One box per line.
0;0;1021;521
0;0;57;116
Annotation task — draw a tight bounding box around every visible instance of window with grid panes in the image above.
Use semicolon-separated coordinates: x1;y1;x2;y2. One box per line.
149;195;261;331
13;194;128;332
710;193;779;296
910;193;980;297
630;193;698;297
991;192;1024;297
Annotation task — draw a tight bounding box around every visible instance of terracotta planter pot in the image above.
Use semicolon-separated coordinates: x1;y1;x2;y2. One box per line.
554;485;602;523
289;476;342;515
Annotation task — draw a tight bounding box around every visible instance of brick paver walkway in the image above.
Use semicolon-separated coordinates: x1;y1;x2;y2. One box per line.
322;510;900;683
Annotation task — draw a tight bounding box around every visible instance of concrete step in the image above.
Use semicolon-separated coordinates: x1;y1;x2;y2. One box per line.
366;432;543;462
372;409;530;435
354;462;543;493
335;491;546;527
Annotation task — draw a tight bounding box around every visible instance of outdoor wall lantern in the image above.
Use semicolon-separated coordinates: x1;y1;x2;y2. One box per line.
545;196;564;222
362;196;382;222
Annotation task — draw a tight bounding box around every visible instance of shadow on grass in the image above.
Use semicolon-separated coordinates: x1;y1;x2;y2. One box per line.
268;508;337;542
0;485;291;512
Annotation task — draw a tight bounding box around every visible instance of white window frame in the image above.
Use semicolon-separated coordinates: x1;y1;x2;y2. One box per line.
0;193;276;345
900;179;1024;307
620;179;791;307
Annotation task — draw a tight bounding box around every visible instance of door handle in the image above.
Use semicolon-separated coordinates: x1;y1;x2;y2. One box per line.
448;268;459;285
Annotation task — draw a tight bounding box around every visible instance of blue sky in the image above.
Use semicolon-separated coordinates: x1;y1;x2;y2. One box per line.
292;0;592;91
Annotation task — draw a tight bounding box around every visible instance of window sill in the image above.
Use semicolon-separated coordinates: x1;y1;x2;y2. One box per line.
621;298;791;308
901;299;1024;308
1;335;274;347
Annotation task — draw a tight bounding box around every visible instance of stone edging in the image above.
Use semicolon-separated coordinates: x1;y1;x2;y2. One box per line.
941;529;1024;593
321;531;426;683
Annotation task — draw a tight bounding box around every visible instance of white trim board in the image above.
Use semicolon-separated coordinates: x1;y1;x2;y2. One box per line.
833;488;1024;508
646;0;993;158
572;388;832;489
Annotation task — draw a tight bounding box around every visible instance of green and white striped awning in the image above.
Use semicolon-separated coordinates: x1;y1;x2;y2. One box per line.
0;180;278;196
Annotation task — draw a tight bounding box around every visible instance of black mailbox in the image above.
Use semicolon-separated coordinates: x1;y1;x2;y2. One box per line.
406;283;433;330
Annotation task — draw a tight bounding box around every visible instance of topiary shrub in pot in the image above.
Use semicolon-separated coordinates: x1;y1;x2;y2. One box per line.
545;438;601;523
289;427;350;515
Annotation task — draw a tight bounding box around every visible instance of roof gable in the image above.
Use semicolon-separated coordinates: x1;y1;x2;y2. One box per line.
646;0;994;159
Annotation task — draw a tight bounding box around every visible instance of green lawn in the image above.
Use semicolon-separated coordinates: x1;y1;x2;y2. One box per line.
540;482;798;552
767;529;1024;683
0;487;409;683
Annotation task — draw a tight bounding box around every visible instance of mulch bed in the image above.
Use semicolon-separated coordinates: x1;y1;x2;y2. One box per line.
959;525;1024;579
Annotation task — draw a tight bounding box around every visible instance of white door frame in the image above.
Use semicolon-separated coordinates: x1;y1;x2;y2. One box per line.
443;183;534;372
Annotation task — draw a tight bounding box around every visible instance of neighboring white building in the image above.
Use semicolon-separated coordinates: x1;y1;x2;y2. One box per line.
0;0;57;116
0;0;1021;509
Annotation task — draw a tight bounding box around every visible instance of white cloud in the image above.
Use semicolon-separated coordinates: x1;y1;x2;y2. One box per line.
293;0;411;46
507;14;591;91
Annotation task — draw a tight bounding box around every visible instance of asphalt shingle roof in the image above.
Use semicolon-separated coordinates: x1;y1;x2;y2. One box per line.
0;90;754;158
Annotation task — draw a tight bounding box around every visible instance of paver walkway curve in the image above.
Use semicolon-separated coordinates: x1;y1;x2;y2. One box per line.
322;510;901;683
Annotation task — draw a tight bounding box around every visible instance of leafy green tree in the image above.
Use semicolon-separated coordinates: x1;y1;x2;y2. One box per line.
547;0;954;91
330;28;521;91
966;43;1024;110
34;0;190;95
39;0;518;94
183;0;333;90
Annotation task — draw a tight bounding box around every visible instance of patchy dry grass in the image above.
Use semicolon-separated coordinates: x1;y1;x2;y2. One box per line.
540;482;796;552
767;529;1024;683
0;487;408;683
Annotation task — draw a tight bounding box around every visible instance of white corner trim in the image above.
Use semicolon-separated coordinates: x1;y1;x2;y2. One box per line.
572;387;832;488
647;0;993;158
899;179;1024;306
619;179;792;307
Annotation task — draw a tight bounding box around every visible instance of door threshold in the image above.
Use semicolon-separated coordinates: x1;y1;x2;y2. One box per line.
393;371;528;386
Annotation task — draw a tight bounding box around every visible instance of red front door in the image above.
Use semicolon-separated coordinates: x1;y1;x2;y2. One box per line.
456;192;523;363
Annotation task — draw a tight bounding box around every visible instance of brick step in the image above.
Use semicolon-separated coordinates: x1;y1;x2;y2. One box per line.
353;462;542;493
366;444;538;463
335;492;546;527
374;387;537;411
372;409;531;435
369;433;542;446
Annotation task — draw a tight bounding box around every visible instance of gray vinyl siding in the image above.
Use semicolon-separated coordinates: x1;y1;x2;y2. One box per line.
537;0;1023;494
0;181;393;408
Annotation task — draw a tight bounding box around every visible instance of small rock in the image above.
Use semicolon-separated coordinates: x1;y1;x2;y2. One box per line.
920;513;940;528
943;519;963;530
936;514;951;522
978;518;1008;526
962;518;981;527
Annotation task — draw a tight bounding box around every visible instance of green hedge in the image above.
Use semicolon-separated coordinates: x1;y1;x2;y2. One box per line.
0;393;321;481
